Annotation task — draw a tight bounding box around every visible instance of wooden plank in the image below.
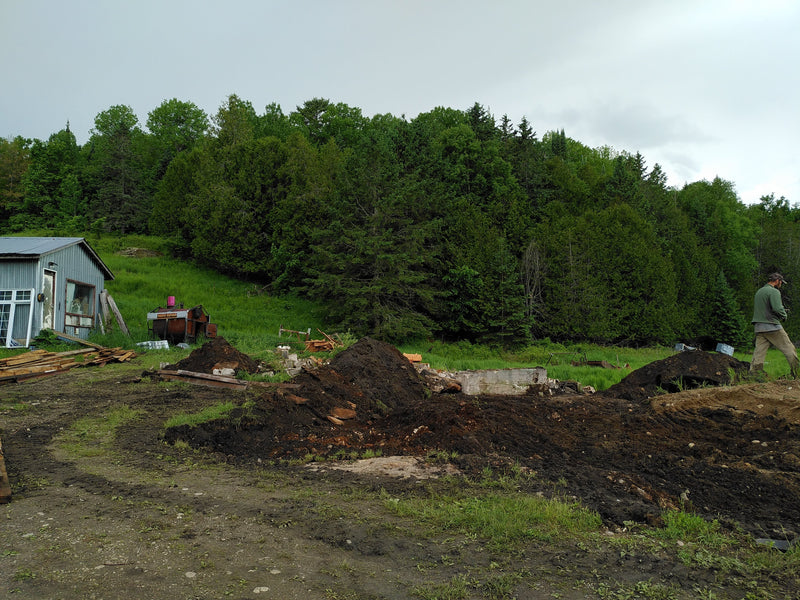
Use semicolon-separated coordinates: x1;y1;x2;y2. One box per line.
0;436;12;503
106;293;130;336
158;371;247;389
157;369;300;391
115;351;137;362
174;369;245;384
0;350;53;367
1;361;81;377
247;381;301;390
99;290;112;331
0;370;60;384
50;348;97;358
318;329;340;346
55;331;105;349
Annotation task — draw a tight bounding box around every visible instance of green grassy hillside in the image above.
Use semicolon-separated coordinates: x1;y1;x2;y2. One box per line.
89;236;681;389
90;235;328;365
4;234;769;390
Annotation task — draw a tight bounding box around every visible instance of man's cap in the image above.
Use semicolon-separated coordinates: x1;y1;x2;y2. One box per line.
769;272;788;284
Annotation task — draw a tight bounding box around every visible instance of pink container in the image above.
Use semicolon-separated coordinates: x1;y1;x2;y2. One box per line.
167;296;176;307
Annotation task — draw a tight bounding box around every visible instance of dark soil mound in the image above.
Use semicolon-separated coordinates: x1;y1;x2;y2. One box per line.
165;339;800;537
166;337;261;374
165;337;427;457
604;350;750;401
290;337;427;417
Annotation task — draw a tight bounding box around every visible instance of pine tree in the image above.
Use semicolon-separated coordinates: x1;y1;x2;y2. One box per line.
708;271;750;347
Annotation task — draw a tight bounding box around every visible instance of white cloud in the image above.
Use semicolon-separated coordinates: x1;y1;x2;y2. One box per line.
1;0;798;203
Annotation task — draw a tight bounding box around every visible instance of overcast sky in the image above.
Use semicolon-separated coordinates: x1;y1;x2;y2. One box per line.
2;0;798;204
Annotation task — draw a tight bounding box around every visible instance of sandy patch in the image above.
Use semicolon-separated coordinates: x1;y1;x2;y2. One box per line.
305;455;461;479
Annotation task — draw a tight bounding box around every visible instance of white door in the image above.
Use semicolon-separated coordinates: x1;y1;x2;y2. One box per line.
42;269;56;330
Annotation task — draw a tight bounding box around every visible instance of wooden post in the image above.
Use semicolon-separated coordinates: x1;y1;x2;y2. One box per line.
99;290;113;332
105;293;130;336
0;436;11;503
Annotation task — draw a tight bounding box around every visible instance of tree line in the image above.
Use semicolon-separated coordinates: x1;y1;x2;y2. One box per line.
2;95;798;348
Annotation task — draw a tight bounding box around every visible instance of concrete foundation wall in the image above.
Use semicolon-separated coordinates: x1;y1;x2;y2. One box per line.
453;368;548;395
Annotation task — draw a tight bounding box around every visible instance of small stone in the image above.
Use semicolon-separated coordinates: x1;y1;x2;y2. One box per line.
253;587;270;593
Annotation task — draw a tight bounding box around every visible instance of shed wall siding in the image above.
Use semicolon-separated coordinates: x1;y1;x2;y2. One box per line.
44;246;106;337
0;259;39;289
1;241;110;344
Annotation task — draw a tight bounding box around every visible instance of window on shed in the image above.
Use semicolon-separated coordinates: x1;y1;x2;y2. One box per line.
65;280;95;330
0;302;9;340
1;289;35;347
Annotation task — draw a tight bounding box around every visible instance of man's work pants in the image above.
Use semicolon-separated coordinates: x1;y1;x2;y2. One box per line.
750;328;800;378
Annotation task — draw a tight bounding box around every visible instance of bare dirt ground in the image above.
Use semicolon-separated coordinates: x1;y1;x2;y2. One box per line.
2;337;800;599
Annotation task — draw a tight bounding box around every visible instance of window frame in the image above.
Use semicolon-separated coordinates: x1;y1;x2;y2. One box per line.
0;288;36;347
64;279;96;333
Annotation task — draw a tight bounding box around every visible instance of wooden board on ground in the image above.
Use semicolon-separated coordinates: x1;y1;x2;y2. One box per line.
156;369;300;391
0;436;11;503
55;331;105;349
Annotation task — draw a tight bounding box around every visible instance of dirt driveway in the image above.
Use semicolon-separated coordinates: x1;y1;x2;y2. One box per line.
2;341;800;599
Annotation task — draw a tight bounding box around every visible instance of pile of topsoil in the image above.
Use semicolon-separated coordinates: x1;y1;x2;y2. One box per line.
164;337;800;537
164;337;261;374
604;349;750;401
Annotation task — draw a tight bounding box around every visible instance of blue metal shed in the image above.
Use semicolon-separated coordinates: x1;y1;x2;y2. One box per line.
0;237;114;347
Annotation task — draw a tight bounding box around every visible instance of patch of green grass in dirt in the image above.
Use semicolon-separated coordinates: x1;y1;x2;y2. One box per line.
383;488;603;551
594;579;682;599
601;510;800;597
54;405;143;458
411;573;471;600
163;401;237;430
0;399;31;413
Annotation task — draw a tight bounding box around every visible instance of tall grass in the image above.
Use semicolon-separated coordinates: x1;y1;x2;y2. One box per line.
88;235;326;358
400;339;679;390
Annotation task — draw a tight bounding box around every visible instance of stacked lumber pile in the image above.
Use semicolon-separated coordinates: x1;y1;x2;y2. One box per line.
0;347;136;384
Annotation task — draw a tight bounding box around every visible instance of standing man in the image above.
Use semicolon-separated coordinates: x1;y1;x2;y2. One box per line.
751;272;799;378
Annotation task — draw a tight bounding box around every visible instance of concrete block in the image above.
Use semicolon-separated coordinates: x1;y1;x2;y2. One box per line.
453;367;548;395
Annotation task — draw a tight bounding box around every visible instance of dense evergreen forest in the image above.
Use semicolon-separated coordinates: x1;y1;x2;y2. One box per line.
2;95;798;348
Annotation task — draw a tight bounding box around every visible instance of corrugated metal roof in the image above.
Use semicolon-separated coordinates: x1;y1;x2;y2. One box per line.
0;237;114;280
0;237;84;256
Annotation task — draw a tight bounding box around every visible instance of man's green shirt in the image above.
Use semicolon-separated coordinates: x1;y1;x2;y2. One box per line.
752;283;787;325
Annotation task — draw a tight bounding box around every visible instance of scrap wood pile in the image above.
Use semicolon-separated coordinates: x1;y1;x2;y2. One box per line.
0;346;136;383
304;330;342;353
278;325;342;353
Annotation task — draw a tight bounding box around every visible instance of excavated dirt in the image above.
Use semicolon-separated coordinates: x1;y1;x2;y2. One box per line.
164;338;798;540
4;337;800;599
605;350;749;401
165;336;261;374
